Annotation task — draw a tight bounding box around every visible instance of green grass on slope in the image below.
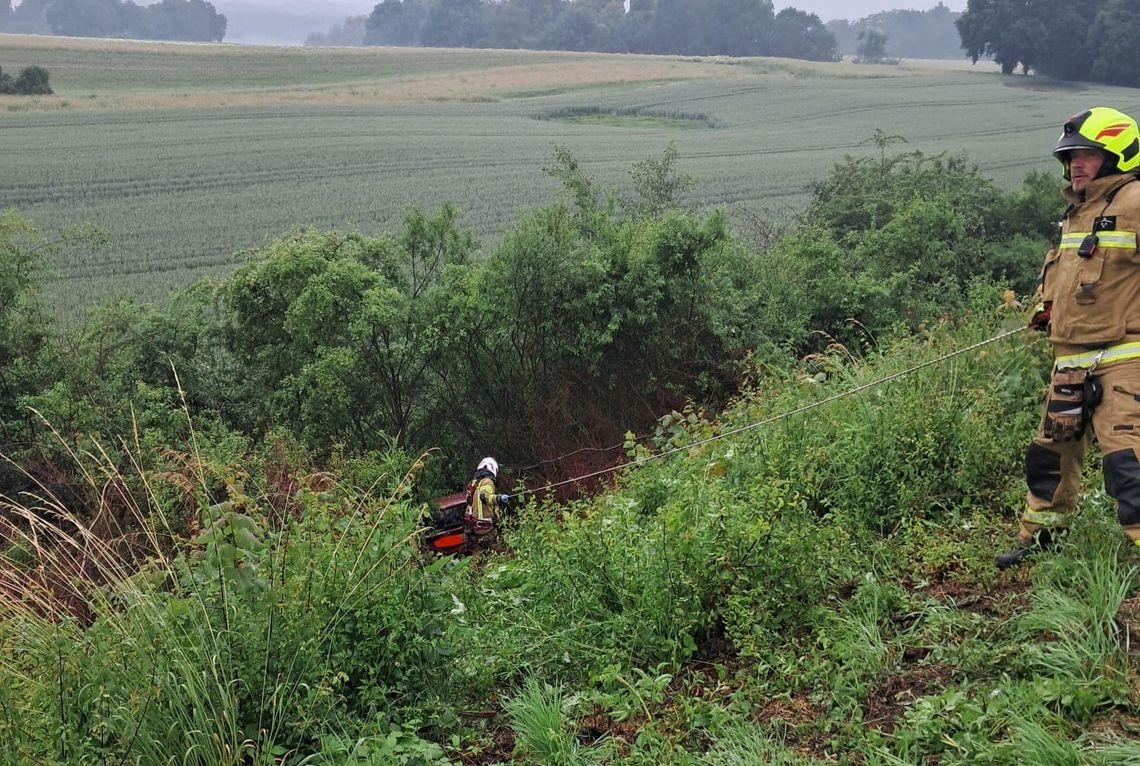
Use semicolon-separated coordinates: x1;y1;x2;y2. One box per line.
445;306;1140;764
3;307;1140;763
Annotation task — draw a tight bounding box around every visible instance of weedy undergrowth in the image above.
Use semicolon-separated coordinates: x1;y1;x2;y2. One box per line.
0;398;451;765
505;676;597;765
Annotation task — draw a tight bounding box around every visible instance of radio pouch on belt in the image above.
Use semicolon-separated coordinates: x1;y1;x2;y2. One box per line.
1044;369;1103;442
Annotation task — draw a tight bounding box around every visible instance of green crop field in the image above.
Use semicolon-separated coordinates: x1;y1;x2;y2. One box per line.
3;33;1140;314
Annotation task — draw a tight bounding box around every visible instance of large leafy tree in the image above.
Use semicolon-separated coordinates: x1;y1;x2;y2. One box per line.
516;0;560;35
1089;0;1140;86
45;0;123;37
139;0;227;42
1026;0;1096;80
427;148;761;465
364;0;426;45
769;8;836;61
539;3;599;51
420;0;485;47
957;0;1101;79
611;0;656;52
856;29;888;62
644;0;700;53
694;0;775;56
578;0;625;50
956;0;1036;73
221;206;474;454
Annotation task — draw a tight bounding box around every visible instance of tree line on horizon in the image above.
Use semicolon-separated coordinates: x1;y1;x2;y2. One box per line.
302;2;964;64
364;0;838;60
0;0;225;42
6;0;1140;92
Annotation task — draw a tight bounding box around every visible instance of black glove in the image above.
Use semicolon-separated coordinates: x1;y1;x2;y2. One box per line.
1029;301;1052;332
497;494;510;507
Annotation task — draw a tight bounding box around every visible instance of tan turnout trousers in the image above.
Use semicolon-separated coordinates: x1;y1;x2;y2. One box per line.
1022;356;1140;545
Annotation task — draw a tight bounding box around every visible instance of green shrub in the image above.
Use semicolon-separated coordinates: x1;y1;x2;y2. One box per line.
0;65;52;95
14;65;51;95
303;723;451;765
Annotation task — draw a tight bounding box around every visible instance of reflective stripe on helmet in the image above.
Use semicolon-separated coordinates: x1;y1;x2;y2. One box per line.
1060;231;1137;249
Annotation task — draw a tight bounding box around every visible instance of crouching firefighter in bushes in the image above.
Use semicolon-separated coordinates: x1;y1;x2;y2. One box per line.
465;457;511;541
999;106;1140;569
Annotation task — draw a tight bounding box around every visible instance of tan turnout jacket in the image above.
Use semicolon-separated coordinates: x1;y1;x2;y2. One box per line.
466;476;498;535
1043;172;1140;354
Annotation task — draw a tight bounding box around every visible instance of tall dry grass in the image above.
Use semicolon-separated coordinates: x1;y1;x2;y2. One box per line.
0;398;434;765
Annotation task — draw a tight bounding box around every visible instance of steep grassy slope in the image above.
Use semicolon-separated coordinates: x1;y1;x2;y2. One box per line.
4;302;1139;763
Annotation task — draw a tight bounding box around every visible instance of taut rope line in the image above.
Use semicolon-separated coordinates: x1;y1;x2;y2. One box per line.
509;326;1030;500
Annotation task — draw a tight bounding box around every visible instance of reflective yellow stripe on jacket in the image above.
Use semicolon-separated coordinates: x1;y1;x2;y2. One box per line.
1060;231;1138;249
470;477;496;522
1056;341;1140;369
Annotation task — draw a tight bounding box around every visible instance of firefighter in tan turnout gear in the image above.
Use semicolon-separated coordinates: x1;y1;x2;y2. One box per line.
998;106;1140;568
465;456;510;540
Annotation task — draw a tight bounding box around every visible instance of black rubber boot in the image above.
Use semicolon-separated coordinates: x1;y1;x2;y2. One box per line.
996;544;1034;570
996;529;1060;570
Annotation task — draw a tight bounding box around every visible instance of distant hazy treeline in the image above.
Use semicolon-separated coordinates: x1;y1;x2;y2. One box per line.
0;0;226;42
362;0;839;61
827;4;962;60
301;1;966;63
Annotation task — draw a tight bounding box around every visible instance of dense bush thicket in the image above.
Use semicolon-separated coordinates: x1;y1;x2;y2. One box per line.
0;144;1059;494
364;0;837;60
460;297;1045;678
5;145;1124;765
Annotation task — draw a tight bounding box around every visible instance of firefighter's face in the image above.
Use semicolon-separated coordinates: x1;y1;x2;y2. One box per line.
1068;148;1105;192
